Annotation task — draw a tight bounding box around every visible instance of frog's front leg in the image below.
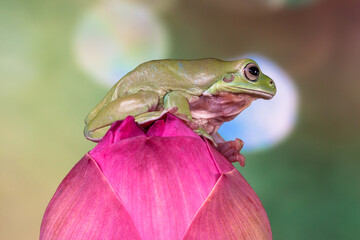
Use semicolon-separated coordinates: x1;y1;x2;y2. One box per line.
84;91;159;141
164;91;215;143
214;132;246;167
164;91;192;121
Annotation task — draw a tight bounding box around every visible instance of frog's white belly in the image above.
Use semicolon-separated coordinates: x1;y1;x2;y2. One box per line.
189;93;255;134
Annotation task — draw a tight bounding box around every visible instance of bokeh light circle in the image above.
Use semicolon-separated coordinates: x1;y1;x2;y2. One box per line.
74;1;169;86
265;0;320;9
218;54;299;152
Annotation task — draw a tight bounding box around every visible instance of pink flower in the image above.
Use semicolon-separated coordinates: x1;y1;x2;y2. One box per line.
40;114;272;240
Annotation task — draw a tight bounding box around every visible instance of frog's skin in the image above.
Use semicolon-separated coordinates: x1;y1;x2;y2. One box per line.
84;58;276;166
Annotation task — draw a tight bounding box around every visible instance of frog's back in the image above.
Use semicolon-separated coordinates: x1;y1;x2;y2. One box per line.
113;58;233;98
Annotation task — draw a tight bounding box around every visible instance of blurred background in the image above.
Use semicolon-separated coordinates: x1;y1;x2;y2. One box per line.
1;0;359;239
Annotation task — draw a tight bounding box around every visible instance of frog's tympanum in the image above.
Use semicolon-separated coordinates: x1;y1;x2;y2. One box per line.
84;58;276;166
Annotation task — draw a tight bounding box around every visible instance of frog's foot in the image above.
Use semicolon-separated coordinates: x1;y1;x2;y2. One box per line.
217;138;246;167
135;107;178;125
84;125;111;142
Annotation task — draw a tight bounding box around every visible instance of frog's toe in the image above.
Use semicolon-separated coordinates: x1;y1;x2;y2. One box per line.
218;138;243;151
217;138;246;167
84;125;110;142
229;152;246;167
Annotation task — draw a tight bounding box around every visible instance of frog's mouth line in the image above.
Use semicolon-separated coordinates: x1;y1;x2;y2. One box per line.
239;89;274;100
225;86;275;100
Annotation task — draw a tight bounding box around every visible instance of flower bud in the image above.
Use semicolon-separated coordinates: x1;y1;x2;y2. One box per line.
40;114;271;240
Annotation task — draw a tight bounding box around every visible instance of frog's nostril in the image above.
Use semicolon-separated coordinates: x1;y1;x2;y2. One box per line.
269;80;274;85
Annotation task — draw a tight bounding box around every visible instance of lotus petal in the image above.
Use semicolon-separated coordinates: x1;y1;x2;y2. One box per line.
40;155;141;240
183;169;272;240
41;114;272;240
89;114;222;240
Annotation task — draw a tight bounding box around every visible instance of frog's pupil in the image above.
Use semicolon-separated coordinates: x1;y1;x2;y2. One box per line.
249;66;259;76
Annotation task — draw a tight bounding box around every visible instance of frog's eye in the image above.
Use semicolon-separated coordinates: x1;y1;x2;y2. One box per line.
244;63;260;81
223;73;235;83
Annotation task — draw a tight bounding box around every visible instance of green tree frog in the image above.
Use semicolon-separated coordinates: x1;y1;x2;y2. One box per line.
84;58;276;166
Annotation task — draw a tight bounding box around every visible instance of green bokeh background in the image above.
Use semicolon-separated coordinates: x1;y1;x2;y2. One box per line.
1;0;359;239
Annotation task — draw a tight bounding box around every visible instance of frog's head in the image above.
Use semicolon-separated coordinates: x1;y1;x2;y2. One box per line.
205;58;276;99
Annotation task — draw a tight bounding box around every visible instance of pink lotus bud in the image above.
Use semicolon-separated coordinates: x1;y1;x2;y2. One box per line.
40;114;272;240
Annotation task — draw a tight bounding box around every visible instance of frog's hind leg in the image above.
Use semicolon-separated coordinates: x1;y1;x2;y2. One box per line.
85;84;117;124
84;91;159;141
